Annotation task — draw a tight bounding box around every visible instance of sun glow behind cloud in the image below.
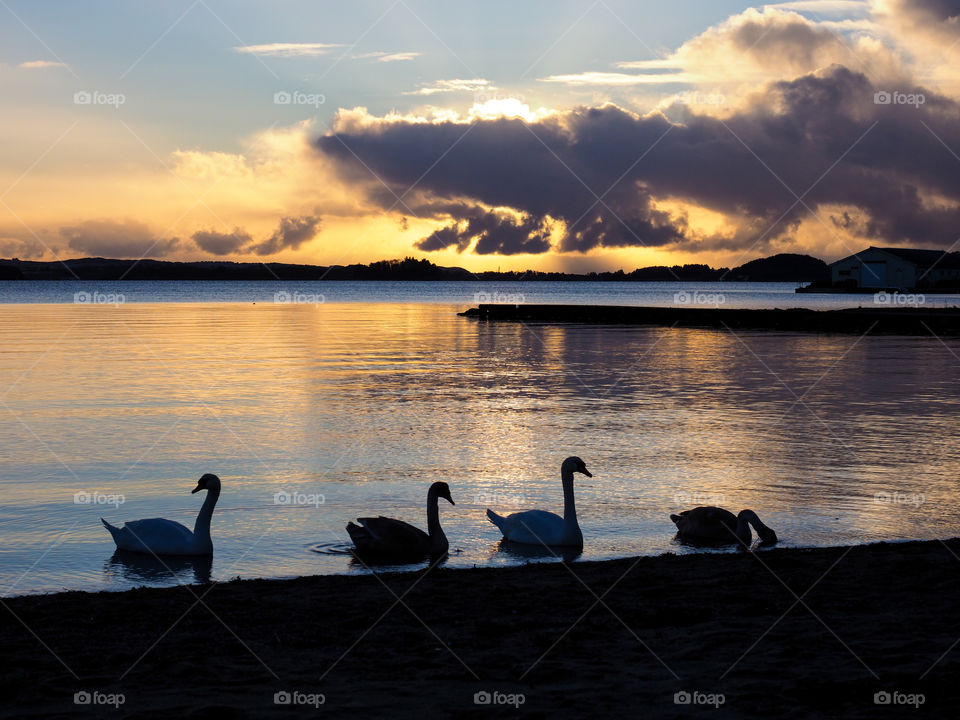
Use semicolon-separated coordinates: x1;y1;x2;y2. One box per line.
3;0;960;271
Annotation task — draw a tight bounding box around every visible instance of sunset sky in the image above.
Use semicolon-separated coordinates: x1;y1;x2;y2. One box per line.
2;0;959;272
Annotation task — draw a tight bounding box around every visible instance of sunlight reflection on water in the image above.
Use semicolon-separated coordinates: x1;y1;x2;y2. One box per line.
0;293;958;594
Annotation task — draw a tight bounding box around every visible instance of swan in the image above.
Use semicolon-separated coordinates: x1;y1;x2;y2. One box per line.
670;506;778;546
486;456;591;547
101;473;221;556
346;481;455;561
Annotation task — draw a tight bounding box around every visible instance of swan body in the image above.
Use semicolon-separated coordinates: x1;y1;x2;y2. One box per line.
347;481;455;561
670;506;778;545
486;456;591;548
101;474;221;556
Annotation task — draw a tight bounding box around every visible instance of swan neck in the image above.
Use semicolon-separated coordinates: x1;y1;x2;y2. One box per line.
741;510;776;543
561;467;577;524
426;489;443;538
426;488;447;552
193;486;220;541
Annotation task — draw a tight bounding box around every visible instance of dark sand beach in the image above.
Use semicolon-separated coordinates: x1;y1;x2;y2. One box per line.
3;540;959;718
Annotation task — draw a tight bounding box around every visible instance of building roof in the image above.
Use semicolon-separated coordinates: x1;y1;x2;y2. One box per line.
875;247;960;267
834;246;960;270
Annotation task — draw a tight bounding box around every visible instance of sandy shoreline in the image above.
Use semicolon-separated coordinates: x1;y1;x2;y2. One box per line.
3;539;959;718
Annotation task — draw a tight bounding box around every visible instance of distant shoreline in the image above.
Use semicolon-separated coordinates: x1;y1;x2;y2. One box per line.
0;253;829;283
2;538;958;717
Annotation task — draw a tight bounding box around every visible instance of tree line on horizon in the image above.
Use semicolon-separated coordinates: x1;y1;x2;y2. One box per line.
0;253;830;282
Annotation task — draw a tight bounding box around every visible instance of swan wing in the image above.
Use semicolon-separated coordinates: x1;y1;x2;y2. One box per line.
671;507;739;542
106;517;197;555
494;509;570;546
349;516;430;556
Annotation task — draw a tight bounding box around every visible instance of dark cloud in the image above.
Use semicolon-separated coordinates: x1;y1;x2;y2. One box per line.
416;206;551;255
315;66;960;255
61;219;180;258
188;216;321;257
191;227;252;256
0;236;48;259
889;0;960;30
727;9;845;69
247;215;320;255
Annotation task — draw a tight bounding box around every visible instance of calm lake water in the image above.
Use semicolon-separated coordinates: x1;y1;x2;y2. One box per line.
1;281;958;595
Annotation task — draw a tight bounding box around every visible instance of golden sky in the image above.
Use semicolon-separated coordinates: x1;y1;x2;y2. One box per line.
2;1;959;272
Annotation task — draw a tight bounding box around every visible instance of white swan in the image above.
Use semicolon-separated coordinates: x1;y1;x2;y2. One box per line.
486;456;591;547
101;474;221;556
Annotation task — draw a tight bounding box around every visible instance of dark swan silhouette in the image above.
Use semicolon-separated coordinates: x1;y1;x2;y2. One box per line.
346;481;455;561
670;506;778;546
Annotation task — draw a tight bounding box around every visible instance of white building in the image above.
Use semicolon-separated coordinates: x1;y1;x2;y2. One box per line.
830;247;960;289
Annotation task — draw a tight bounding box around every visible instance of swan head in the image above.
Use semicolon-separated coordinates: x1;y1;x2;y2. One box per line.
191;473;221;494
430;481;455;505
738;509;777;545
562;456;592;478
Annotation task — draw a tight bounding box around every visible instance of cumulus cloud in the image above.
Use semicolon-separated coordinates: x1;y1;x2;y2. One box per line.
61;219;181;258
544;8;904;95
315;64;960;257
191;227;252;256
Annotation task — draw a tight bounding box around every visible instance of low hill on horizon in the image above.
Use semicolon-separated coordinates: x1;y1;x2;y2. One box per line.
728;253;830;282
0;253;828;282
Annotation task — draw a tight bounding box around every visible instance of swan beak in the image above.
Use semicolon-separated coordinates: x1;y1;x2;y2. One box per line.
582;468;593;477
446;496;455;505
191;484;203;494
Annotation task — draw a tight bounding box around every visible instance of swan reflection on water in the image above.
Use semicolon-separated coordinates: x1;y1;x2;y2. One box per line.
105;550;212;585
493;538;583;563
347;551;451;571
310;541;451;571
